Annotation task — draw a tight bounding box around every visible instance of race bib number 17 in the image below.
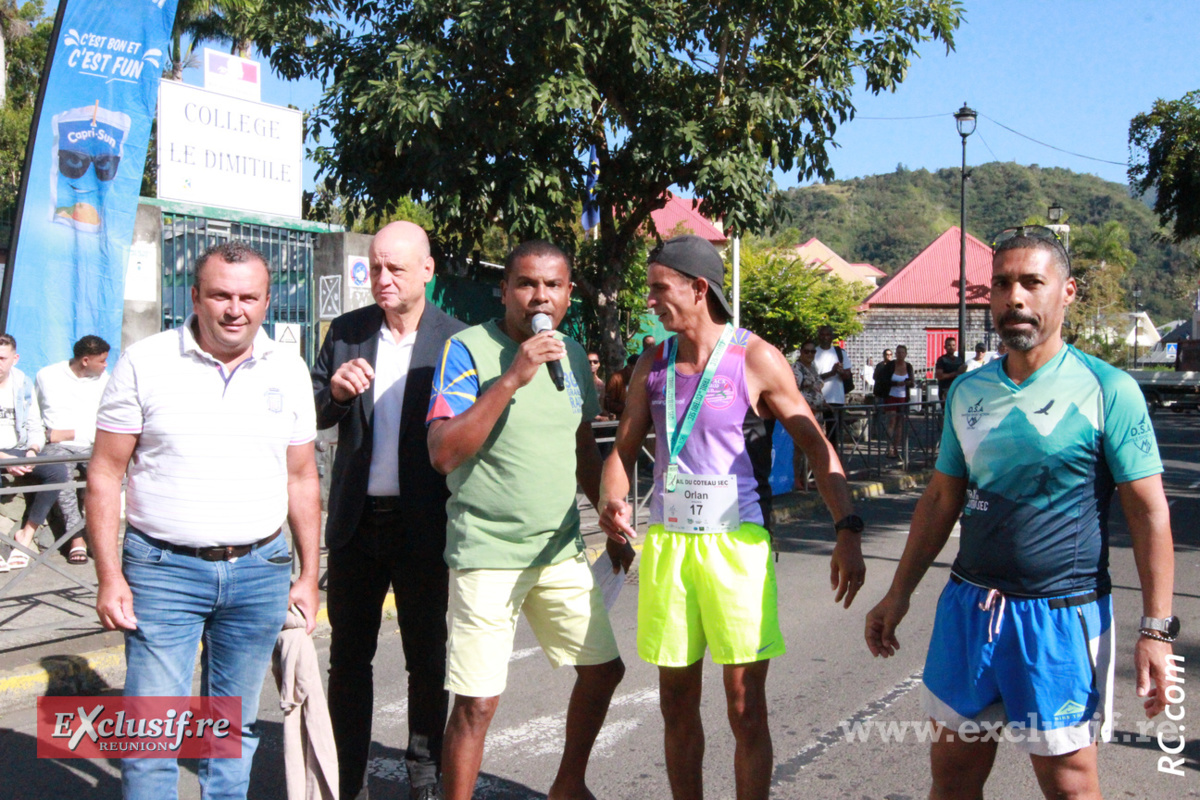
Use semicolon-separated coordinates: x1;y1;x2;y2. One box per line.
663;474;740;534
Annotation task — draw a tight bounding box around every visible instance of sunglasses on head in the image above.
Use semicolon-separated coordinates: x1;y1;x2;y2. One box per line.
991;225;1071;275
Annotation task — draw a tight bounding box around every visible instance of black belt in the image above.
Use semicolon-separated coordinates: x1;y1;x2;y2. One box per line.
950;573;1103;609
365;495;400;513
140;529;282;562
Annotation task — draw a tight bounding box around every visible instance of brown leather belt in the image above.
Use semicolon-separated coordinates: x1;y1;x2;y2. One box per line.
142;529;283;561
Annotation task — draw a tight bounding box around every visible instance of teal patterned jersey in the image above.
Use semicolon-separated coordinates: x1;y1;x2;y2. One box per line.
936;344;1162;597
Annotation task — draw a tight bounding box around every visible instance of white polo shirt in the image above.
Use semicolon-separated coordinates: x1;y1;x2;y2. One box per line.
35;360;109;447
96;317;317;547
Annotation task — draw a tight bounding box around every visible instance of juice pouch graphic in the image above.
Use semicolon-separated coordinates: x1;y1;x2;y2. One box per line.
50;103;131;234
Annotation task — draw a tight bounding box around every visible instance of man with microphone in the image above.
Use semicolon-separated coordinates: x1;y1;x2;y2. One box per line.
427;240;629;800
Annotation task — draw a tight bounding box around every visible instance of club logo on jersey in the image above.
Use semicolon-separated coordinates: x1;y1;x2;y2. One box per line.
1129;414;1154;454
963;397;988;429
704;375;736;410
564;370;584;413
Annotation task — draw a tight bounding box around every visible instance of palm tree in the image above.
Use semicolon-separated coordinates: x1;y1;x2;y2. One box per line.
167;0;260;80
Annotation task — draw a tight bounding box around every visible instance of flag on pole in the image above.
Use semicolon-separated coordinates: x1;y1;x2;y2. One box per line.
0;0;180;373
581;145;600;232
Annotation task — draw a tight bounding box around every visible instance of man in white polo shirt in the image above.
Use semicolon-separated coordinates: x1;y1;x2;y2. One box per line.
88;241;322;800
35;334;110;564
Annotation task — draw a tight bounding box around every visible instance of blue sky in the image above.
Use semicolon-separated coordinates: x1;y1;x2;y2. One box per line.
223;0;1199;193
807;0;1199;188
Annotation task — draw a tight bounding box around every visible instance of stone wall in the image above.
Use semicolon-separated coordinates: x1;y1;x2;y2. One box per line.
845;306;997;379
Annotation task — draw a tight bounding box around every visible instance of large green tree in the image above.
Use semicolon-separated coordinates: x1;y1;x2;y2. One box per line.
732;238;866;353
0;0;48;223
1065;220;1134;360
272;0;961;367
1129;90;1200;244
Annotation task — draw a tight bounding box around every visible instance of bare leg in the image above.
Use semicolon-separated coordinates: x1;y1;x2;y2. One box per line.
1029;744;1102;800
548;657;625;800
929;719;997;800
442;694;499;800
724;661;772;800
14;521;37;549
660;662;705;800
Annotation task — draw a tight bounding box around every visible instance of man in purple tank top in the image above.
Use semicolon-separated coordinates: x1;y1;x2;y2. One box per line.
599;234;866;800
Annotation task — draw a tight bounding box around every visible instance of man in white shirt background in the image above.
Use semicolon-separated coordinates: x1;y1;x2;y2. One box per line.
813;324;852;436
35;335;110;564
965;341;992;372
0;333;69;572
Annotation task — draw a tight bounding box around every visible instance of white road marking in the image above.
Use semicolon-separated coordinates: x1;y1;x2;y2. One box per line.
773;669;925;784
509;646;541;662
486;686;659;759
371;647;545;727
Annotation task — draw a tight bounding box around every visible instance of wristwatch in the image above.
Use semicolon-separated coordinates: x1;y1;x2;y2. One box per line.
834;514;865;535
1139;616;1181;642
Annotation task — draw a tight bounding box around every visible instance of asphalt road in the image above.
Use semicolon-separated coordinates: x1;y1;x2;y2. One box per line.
4;413;1200;799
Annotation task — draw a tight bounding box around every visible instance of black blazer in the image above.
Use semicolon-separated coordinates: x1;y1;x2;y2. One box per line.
872;360;914;401
312;301;467;551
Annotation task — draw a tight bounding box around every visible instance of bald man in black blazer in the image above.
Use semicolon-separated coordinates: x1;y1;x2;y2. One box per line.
313;222;465;800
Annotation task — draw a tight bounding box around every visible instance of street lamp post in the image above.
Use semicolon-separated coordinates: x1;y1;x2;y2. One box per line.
1132;286;1142;368
955;103;977;364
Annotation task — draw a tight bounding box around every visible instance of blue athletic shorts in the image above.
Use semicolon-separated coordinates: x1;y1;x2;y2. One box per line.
920;575;1115;756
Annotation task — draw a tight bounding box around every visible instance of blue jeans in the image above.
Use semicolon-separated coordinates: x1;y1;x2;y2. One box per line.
120;527;292;800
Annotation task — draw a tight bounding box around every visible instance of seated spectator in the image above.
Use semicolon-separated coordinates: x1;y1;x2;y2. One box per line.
35;335;110;564
0;334;69;571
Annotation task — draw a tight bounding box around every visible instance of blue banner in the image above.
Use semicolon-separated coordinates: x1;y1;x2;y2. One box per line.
3;0;178;373
581;145;600;232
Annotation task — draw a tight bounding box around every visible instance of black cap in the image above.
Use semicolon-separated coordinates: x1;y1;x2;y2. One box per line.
648;234;733;320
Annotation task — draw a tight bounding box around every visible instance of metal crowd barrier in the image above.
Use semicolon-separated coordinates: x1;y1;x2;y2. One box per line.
830;398;944;477
0;450;93;600
792;398;944;490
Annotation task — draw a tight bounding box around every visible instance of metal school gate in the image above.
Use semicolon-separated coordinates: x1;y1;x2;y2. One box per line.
160;211;318;365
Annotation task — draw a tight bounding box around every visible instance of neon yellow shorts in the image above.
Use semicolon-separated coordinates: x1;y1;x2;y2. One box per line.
637;522;785;667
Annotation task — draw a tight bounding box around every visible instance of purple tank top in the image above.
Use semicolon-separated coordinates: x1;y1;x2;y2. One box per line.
647;329;773;528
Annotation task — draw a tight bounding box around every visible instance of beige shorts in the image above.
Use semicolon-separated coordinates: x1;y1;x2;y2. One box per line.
446;552;621;697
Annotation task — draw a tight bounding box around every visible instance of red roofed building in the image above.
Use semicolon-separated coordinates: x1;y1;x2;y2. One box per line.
649;192;728;244
793;237;885;288
847;227;997;380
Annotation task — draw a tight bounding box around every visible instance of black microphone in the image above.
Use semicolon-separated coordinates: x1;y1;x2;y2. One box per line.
531;313;566;391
